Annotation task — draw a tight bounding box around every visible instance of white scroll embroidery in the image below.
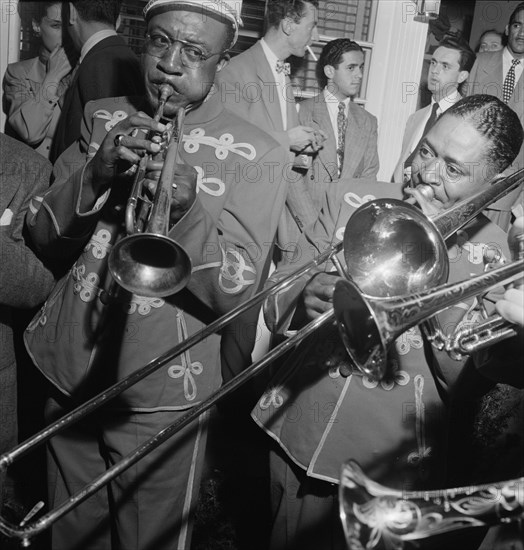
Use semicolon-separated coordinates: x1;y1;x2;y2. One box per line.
93;109;128;132
84;229;112;259
167;311;203;401
183;129;256;160
194;165;225;197
343;192;376;209
259;386;284;410
72;264;100;303
219;247;256;294
407;374;432;464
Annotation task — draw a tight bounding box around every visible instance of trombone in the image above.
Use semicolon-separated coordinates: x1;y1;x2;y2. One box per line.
0;169;522;545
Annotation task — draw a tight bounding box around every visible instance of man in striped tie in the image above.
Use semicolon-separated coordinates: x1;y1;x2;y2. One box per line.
467;2;524;230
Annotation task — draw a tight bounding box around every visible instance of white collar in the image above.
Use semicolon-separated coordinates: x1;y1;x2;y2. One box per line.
79;29;117;63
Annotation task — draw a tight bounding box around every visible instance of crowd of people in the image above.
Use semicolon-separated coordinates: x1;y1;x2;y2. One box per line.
1;1;523;550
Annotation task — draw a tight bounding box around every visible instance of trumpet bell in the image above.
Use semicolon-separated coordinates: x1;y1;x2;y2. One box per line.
343;199;449;296
108;233;192;298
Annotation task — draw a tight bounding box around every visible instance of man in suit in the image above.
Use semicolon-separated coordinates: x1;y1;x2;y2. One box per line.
0;133;55;515
393;37;475;184
217;0;326;243
298;38;379;212
50;0;143;162
467;2;524;230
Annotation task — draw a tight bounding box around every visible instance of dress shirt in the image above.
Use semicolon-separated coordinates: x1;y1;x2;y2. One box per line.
260;38;288;129
323;89;350;149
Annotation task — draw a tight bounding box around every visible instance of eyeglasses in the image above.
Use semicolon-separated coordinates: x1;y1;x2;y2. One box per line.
144;33;224;68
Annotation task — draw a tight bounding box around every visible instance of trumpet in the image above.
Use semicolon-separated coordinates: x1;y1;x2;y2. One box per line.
108;85;192;298
0;169;522;545
339;460;524;550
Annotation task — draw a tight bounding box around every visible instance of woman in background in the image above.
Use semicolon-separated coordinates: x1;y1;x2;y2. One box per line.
3;2;73;159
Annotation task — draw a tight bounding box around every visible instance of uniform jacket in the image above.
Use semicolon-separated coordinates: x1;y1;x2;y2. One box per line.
3;57;70;158
298;94;379;211
50;35;143;162
0;134;55;454
218;40;319;246
24;90;289;411
252;180;510;489
467;49;524;227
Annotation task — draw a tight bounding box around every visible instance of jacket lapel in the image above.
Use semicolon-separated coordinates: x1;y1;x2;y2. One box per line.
252;42;286;132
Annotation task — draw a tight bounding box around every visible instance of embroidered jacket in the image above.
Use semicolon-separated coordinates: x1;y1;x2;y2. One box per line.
252;180;510;489
24;91;289;410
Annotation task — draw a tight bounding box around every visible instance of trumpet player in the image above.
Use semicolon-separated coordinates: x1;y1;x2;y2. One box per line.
251;95;524;550
22;0;290;549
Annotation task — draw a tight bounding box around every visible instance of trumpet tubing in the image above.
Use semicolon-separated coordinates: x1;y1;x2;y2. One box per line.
339;460;524;550
108;95;192;298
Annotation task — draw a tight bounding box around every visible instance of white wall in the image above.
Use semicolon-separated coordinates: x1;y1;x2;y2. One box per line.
0;0;20;132
366;0;430;181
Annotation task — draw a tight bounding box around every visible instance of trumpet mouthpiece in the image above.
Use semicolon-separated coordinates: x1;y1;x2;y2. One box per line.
159;84;174;104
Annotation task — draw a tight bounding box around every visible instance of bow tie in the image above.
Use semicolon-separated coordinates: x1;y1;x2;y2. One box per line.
275;60;291;76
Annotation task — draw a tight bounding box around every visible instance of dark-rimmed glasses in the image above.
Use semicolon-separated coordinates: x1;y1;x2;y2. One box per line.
144;33;225;68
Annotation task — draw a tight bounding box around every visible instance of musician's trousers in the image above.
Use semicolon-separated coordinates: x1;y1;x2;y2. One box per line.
268;443;346;550
45;394;208;550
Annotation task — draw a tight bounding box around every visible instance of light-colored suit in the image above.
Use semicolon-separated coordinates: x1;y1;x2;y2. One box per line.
467;49;524;229
218;41;318;245
3;57;69;159
298;94;379;210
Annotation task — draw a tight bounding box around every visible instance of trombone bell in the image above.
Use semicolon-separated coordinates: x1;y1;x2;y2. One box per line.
108;233;191;298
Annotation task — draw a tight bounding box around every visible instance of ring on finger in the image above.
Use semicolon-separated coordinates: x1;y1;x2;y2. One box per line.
114;134;126;148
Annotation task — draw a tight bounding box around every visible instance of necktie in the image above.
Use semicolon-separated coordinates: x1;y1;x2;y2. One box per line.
337;102;347;177
502;58;520;104
275;60;291;76
404;102;440;171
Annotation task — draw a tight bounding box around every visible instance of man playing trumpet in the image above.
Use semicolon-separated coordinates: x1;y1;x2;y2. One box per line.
251;95;524;550
23;1;290;549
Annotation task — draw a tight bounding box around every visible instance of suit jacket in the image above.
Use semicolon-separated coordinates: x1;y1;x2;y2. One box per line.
50;35;143;162
3;56;70;158
298;94;379;211
467;50;524;229
218;41;318;246
0;134;55;458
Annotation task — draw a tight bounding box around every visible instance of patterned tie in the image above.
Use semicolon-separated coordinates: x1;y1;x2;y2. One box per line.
337;102;347;177
275;60;291;76
404;102;440;171
502;58;520;104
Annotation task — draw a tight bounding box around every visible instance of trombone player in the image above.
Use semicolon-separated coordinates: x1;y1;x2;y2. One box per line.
22;0;290;549
251;95;524;550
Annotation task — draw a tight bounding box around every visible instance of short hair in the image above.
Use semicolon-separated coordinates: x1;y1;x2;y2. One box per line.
437;37;476;72
19;1;61;23
266;0;319;29
509;2;524;25
446;94;524;174
70;0;122;26
316;38;363;89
